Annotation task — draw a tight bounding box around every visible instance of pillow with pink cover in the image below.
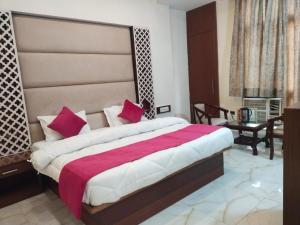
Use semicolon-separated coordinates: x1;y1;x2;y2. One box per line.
47;106;87;138
118;99;145;123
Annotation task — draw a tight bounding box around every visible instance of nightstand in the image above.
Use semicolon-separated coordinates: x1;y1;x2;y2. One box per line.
0;152;43;208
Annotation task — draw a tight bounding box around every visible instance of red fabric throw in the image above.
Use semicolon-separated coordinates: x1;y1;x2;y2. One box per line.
48;106;86;138
118;99;144;123
59;124;221;218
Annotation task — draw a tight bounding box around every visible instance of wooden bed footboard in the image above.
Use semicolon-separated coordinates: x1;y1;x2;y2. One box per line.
42;151;225;225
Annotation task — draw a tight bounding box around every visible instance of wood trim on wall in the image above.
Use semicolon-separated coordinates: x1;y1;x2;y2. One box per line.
130;26;140;104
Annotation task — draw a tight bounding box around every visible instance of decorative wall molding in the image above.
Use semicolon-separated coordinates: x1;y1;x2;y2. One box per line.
0;11;31;157
131;27;156;119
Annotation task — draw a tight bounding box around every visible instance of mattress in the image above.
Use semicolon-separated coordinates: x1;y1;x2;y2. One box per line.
31;117;233;206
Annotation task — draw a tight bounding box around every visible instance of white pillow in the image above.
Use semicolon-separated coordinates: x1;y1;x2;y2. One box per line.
37;110;91;141
104;105;148;127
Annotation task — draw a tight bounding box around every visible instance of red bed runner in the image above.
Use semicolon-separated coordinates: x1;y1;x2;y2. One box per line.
59;124;221;218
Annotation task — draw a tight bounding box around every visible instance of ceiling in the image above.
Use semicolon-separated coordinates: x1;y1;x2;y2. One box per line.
158;0;215;11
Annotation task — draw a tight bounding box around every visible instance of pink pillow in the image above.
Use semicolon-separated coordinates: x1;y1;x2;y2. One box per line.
118;99;145;123
48;106;87;138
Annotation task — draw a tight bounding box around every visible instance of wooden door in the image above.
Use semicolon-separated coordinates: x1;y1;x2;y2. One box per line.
284;103;300;225
187;2;220;120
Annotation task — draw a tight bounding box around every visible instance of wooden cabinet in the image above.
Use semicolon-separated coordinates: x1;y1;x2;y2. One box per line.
187;2;220;120
283;102;300;225
0;155;43;208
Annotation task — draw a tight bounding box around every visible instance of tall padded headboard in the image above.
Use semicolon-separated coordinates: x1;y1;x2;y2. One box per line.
12;14;137;142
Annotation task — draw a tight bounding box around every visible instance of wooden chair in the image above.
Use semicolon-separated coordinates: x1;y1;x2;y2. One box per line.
192;103;229;125
267;115;284;160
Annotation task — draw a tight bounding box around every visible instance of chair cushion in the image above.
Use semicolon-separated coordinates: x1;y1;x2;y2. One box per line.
200;117;227;125
211;118;228;126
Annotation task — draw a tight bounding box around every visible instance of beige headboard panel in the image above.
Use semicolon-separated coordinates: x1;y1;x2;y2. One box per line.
12;14;136;142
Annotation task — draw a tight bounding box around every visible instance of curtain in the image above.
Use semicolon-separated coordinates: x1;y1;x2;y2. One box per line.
287;0;300;105
229;0;288;99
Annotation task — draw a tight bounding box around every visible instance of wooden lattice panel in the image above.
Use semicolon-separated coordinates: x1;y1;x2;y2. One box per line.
132;27;156;119
0;11;31;157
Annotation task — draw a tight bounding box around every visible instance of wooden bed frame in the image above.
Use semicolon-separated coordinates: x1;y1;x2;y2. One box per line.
42;150;225;225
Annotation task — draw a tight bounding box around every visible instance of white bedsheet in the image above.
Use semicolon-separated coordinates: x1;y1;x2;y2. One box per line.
31;117;233;206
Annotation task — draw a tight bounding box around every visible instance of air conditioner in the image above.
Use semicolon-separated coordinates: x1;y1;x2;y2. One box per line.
243;98;282;122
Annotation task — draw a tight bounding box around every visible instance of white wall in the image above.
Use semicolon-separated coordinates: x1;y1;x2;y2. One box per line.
170;9;190;120
216;0;242;112
0;0;190;118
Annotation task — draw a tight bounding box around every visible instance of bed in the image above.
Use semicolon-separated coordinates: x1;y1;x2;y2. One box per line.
31;118;233;225
11;12;234;225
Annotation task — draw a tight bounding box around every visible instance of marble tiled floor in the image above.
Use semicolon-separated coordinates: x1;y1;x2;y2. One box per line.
0;145;283;225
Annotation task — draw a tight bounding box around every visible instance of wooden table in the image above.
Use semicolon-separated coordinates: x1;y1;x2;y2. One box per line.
224;121;269;155
0;152;43;208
